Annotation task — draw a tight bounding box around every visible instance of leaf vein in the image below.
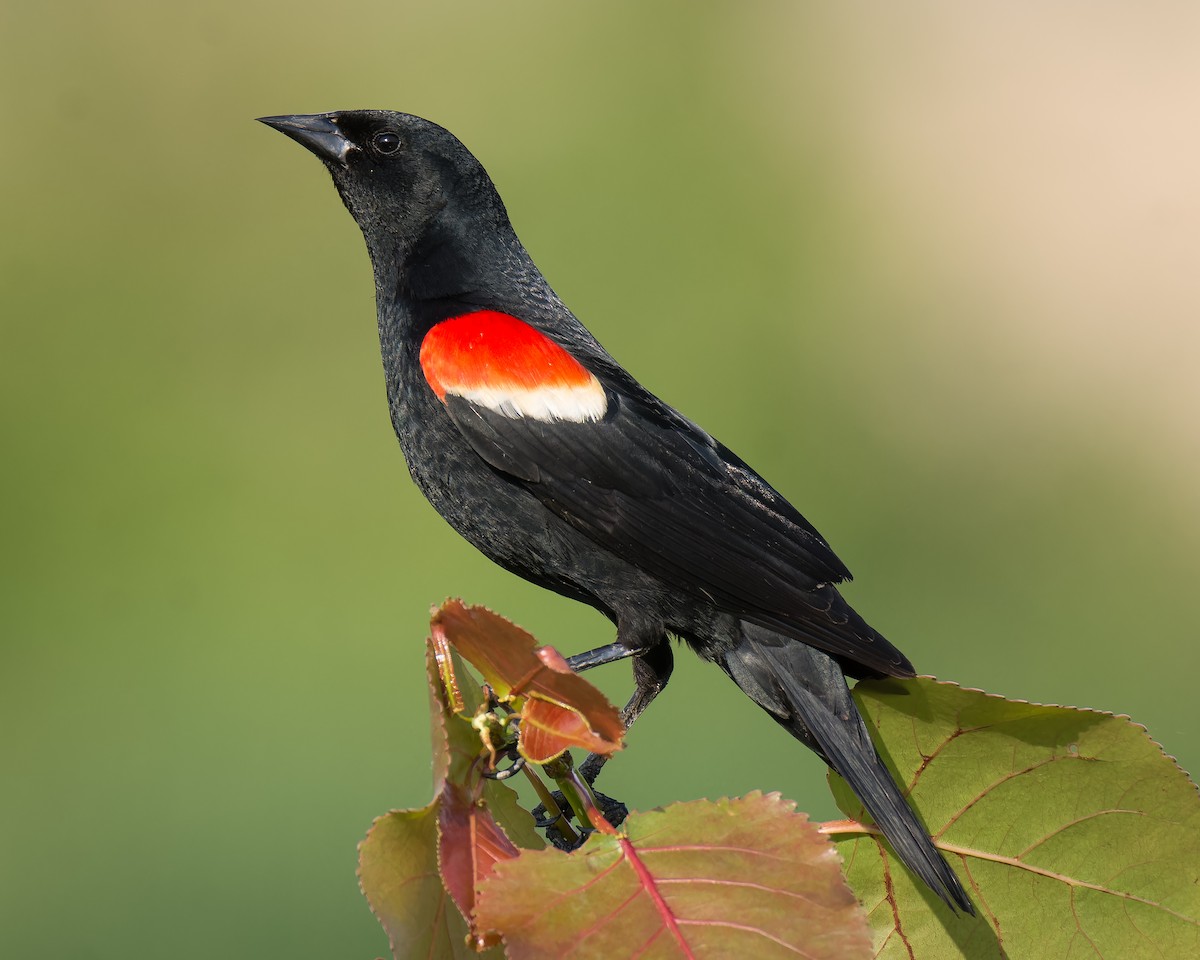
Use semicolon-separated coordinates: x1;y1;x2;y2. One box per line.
937;840;1200;926
876;837;915;960
559;885;642;955
961;853;1009;958
1017;808;1146;859
676;918;819;958
936;754;1074;839
628;925;666;960
1069;885;1103;957
521;851;624;922
654;875;831;909
620;836;697;959
1122;898;1167;959
634;843;793;862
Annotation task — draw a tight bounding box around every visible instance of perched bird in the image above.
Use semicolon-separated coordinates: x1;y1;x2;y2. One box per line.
260;110;973;913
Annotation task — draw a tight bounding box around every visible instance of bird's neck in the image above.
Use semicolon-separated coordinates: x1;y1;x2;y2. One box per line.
366;208;561;422
368;209;553;346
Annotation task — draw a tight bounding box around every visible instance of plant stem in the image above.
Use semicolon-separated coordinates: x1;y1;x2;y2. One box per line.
522;764;579;846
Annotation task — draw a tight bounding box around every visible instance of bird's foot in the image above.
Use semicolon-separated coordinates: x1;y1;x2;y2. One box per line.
532;789;628;850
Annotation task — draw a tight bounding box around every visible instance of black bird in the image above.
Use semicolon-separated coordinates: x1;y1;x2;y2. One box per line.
260;110;973;913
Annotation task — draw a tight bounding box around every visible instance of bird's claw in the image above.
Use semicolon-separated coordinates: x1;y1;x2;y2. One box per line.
481;746;526;781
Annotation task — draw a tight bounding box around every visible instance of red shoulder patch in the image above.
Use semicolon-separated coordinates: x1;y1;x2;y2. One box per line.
420;311;607;422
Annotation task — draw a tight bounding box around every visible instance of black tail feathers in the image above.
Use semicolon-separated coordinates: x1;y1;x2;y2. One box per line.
719;624;974;915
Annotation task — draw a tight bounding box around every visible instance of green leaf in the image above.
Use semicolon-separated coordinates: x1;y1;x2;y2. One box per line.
483;776;545;853
357;641;491;958
828;678;1200;958
426;612;546;947
358;805;499;960
476;791;871;959
358;617;547;959
426;629;497;789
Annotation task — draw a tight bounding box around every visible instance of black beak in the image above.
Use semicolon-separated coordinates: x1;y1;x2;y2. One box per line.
258;114;353;166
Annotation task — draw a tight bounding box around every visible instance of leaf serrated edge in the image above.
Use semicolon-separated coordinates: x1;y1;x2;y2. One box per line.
434;788;524;888
437;782;536;949
425;640;457;792
433;599;625;748
356;806;457;959
479;790;870;958
908;676;1199;792
434;597;539;645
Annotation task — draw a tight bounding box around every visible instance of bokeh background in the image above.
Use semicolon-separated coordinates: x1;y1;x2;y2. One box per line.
4;2;1198;956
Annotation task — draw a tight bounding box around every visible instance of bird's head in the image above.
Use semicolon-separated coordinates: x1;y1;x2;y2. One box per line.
259;110;511;281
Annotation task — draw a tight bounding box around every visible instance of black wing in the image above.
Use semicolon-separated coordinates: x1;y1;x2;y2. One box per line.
440;384;911;677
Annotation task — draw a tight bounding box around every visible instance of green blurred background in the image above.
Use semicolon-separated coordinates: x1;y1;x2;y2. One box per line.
3;2;1197;956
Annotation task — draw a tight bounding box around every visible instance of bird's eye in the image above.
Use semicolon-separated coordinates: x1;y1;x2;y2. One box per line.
372;131;401;155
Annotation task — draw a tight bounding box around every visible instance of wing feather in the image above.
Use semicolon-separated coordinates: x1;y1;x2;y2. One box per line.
441;388;909;675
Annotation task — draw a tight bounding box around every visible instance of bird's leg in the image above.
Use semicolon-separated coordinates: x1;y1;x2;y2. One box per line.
619;640;674;729
577;640;673;784
533;635;672;838
565;641;637;672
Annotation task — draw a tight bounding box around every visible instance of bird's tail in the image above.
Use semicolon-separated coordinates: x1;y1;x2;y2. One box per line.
718;622;974;914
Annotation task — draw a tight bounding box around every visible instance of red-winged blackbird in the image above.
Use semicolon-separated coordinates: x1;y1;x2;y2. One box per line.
260;110;973;913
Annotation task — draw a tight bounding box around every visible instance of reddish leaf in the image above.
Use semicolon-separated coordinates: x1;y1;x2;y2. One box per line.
518;696;621;763
424;634;495;788
475;791;871;959
424;618;546;856
533;645;573;673
360;616;547;958
431;615;466;715
358;804;501;960
359;644;515;958
425;639;456;791
438;781;521;949
431;600;623;754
